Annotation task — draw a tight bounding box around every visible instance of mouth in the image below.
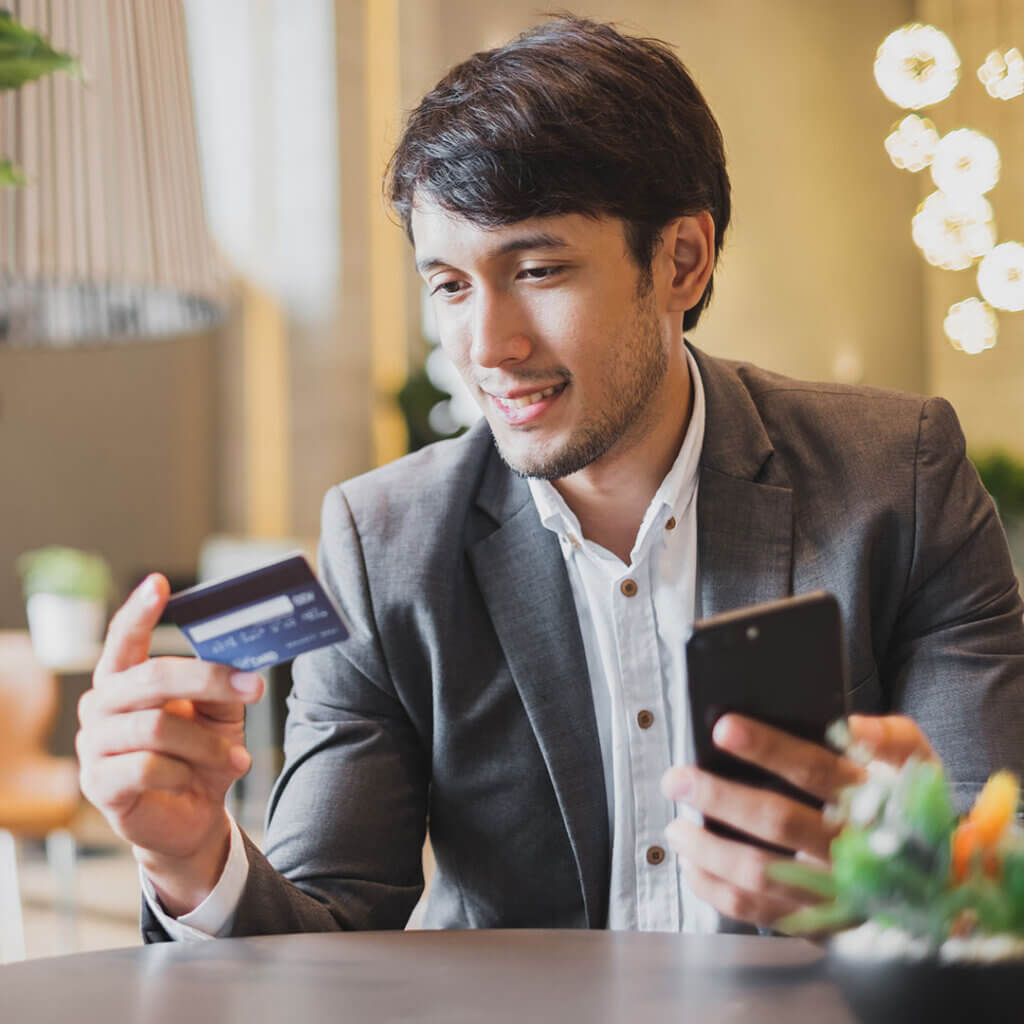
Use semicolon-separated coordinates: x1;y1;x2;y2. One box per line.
484;381;568;425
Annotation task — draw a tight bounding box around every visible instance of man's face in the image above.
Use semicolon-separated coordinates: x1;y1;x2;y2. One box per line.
411;201;676;480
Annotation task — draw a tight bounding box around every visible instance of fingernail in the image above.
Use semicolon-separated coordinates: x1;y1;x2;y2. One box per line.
714;715;749;750
230;671;262;694
138;575;160;606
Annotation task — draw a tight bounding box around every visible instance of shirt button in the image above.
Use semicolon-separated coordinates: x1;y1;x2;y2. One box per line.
636;709;654;729
647;845;666;865
665;516;677;530
620;578;638;597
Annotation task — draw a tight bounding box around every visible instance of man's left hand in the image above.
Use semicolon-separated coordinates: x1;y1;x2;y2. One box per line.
659;713;936;928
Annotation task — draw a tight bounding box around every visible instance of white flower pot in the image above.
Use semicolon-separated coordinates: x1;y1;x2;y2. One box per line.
26;593;106;669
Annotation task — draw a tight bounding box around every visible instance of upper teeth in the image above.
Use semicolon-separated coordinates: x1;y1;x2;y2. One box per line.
507;385;561;408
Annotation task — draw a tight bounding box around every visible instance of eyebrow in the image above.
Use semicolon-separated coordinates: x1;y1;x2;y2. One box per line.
415;231;571;274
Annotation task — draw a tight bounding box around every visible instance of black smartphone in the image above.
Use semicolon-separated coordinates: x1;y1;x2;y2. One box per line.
685;590;849;852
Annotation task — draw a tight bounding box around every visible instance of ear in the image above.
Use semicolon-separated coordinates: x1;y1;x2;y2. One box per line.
656;212;715;314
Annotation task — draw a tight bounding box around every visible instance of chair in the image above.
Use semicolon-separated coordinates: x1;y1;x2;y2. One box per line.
0;631;81;962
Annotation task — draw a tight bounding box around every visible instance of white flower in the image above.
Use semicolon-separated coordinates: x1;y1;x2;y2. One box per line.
911;191;996;270
978;48;1024;100
977;241;1024;312
875;23;960;109
930;129;1000;198
884;114;939;172
943;297;998;354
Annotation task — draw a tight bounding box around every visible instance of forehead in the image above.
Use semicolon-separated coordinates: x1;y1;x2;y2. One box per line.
409;198;630;269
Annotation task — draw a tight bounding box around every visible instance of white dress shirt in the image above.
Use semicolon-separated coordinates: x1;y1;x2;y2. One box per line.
526;346;716;932
146;347;715;938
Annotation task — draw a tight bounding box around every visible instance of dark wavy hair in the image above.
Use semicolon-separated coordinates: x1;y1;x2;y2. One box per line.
386;16;731;331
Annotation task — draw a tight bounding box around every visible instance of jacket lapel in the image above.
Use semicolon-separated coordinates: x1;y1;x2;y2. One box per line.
691;346;794;616
463;346;793;926
469;449;610;928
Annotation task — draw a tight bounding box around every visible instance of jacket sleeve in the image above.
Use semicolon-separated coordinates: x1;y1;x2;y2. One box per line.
881;396;1024;811
142;485;430;942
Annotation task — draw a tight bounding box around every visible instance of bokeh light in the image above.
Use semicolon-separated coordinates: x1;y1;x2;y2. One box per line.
930;129;1000;198
978;48;1024;101
943;298;998;354
911;191;996;271
977;242;1024;312
884;114;939;172
874;24;960;110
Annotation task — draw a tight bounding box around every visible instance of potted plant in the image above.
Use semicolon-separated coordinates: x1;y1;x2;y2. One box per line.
971;449;1024;585
16;546;114;667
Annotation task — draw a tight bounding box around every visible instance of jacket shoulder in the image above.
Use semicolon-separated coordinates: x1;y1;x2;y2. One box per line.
709;353;939;448
329;421;494;555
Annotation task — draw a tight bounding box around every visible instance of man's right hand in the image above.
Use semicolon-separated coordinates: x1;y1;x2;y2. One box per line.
76;574;264;916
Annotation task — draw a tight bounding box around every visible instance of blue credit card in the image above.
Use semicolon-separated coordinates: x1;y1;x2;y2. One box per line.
163;554;349;671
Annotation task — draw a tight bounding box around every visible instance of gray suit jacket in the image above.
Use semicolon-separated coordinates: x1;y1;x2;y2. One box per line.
143;347;1024;942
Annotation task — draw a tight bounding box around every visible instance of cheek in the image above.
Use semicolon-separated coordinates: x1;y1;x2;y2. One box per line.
438;335;473;379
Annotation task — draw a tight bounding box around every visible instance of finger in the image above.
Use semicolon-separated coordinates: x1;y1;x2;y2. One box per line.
664;816;826;907
87;658;263;717
661;766;837;861
80;750;194;810
75;707;247;774
95;574;169;679
847;714;937;765
712;714;865;800
672;848;803;928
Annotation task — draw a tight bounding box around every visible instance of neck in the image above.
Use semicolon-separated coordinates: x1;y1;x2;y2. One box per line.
553;355;693;563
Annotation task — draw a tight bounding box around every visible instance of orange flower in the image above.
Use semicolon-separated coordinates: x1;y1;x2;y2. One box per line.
968;771;1019;845
951;772;1020;882
952;820;979;882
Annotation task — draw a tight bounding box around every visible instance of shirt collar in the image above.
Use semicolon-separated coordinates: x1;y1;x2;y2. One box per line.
528;346;706;543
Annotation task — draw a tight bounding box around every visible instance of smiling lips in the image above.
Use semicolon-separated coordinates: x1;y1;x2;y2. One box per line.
486;382;567;425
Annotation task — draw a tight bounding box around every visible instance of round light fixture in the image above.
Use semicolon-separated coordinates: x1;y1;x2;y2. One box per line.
930;129;1000;198
943;298;998;354
978;48;1024;100
874;23;960;109
911;191;996;271
884;115;939;172
977;242;1024;312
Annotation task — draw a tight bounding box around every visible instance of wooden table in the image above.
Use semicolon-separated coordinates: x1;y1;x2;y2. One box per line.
1;929;857;1022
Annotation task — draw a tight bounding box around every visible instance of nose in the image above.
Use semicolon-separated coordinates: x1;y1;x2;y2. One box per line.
469;287;532;369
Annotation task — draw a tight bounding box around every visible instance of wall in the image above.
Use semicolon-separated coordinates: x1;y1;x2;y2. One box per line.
408;0;925;392
0;330;216;627
919;0;1024;457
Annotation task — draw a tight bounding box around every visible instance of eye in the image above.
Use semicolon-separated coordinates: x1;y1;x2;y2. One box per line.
518;265;563;281
430;279;467;298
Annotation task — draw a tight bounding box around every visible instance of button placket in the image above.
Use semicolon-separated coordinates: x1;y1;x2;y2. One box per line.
613;564;677;931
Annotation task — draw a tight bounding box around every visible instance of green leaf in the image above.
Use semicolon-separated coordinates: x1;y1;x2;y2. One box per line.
766;859;838;899
897;760;957;846
16;546;114;601
0;157;25;186
0;10;80;90
775;899;859;936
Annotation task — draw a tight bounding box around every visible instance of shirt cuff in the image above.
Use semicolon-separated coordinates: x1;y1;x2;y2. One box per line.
139;814;250;940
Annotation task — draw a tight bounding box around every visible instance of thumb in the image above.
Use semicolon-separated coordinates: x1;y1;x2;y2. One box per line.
95;573;169;677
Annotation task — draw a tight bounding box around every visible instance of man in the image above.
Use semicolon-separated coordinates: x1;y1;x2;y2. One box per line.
77;17;1024;940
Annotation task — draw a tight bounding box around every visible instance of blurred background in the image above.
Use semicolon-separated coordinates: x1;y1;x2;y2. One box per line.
0;0;1022;960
